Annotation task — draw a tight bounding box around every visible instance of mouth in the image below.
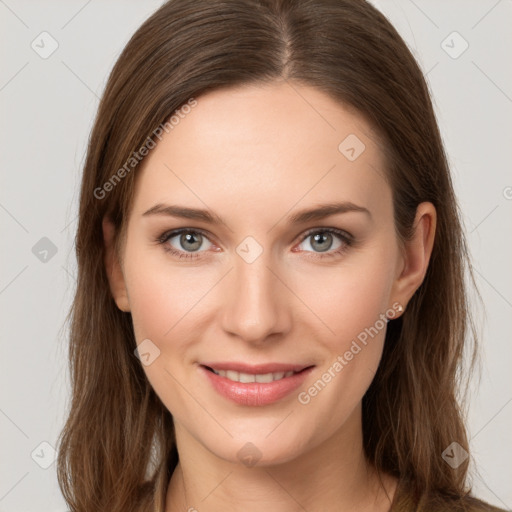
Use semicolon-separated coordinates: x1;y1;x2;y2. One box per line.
199;362;315;406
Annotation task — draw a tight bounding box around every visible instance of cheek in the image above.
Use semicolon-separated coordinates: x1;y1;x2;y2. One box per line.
123;250;199;411
293;249;396;344
123;246;218;395
293;262;393;426
124;245;209;342
291;245;396;404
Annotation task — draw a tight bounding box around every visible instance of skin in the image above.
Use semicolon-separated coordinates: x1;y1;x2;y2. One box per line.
103;81;436;512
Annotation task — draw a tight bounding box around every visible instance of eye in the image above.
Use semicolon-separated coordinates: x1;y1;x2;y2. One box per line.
156;227;354;261
294;228;353;259
157;228;215;259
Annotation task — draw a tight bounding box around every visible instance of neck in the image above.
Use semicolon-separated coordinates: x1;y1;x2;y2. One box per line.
165;405;397;512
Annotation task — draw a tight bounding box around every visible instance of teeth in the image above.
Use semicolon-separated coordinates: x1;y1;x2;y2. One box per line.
212;369;297;382
239;372;255;383
255;373;273;383
226;370;238;381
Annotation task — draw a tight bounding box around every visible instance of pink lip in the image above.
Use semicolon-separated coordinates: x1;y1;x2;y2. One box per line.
199;363;315;407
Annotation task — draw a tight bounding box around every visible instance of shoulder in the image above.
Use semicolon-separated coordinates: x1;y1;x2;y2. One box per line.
391;478;509;512
461;497;510;512
419;494;509;512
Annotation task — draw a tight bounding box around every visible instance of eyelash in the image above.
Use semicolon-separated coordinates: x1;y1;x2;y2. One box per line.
156;227;354;261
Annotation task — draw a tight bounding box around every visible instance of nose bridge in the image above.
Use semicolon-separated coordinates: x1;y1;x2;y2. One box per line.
220;246;290;343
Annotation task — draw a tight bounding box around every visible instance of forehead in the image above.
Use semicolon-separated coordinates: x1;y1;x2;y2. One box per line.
130;81;391;223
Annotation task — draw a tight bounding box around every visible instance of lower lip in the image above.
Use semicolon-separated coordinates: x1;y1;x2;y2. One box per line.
200;365;314;406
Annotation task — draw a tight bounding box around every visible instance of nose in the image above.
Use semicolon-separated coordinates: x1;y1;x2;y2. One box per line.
220;251;292;345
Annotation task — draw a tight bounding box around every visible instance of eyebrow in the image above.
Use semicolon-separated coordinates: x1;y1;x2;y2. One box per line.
142;201;371;225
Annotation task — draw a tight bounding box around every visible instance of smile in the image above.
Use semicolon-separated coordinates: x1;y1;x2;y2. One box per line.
209;369;297;383
200;363;315;406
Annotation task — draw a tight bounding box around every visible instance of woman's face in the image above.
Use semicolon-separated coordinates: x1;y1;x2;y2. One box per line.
106;82;426;466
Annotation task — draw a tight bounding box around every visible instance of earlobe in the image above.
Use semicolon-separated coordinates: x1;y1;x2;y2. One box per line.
392;202;437;311
102;217;131;313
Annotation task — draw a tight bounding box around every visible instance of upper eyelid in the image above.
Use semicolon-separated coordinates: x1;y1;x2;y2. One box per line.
160;227;214;244
302;226;352;239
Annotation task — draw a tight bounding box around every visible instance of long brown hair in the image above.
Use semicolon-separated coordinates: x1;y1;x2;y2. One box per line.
57;0;479;510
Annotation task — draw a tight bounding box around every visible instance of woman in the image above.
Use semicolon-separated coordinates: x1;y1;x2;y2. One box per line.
56;0;507;511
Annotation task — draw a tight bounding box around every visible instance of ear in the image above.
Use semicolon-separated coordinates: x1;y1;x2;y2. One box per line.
391;202;437;312
102;216;130;312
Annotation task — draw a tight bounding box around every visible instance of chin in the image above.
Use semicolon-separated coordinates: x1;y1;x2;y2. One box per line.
193;423;315;468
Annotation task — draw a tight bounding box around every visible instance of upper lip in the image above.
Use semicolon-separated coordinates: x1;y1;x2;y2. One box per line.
201;361;314;374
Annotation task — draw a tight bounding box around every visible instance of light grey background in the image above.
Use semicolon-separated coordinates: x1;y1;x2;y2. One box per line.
0;1;511;510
